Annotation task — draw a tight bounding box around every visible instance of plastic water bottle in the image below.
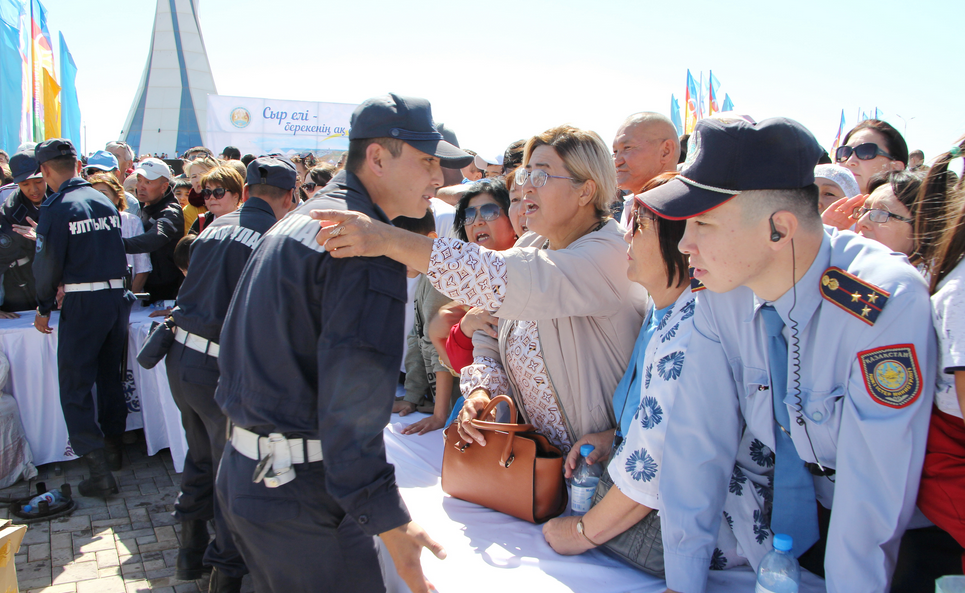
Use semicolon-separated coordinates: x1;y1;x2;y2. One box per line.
23;489;67;513
756;534;801;593
570;444;602;514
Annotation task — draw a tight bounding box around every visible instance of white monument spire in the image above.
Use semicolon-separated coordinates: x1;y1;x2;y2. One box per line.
120;0;217;156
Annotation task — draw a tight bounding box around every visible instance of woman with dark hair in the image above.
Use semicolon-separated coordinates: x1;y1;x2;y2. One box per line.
452;178;516;248
916;137;965;576
300;164;338;201
836;119;907;194
542;173;774;577
852;170;924;262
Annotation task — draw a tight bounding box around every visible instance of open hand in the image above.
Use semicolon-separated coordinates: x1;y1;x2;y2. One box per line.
379;521;446;593
310;209;391;258
460;307;498;339
401;414;449;435
12;217;37;241
822;194;866;231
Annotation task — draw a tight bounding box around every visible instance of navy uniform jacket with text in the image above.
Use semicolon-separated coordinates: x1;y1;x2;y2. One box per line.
32;178;129;315
172;197;277;343
658;228;937;593
216;170;410;536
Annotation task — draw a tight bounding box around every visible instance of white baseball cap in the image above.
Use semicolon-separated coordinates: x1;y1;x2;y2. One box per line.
133;158;172;181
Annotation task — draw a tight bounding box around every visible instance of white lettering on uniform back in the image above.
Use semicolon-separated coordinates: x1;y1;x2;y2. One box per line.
69;216;122;235
265;214;326;253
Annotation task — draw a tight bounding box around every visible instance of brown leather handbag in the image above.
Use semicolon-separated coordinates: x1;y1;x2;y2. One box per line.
441;395;568;524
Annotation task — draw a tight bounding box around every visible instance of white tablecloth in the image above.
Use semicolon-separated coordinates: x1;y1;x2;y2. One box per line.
383;412;827;593
0;306;188;471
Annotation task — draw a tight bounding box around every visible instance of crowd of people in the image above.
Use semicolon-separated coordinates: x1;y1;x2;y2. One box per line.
0;91;963;593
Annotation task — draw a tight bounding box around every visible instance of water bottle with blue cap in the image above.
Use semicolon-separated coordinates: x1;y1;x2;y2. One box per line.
756;533;801;593
570;444;603;514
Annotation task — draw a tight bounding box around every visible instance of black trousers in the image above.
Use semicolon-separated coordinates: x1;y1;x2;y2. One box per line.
165;340;246;577
216;441;385;593
57;290;132;456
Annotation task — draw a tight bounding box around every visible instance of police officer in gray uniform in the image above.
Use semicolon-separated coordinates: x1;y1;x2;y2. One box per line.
32;139;135;498
214;93;470;593
646;118;936;593
166;158;296;590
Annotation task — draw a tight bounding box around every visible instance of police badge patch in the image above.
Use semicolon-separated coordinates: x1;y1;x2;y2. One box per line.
35;234;44;252
857;344;922;408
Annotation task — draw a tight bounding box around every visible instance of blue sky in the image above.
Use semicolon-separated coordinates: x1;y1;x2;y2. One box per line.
44;0;964;164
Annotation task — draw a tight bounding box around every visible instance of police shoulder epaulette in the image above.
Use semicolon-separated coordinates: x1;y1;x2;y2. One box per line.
819;267;890;325
689;267;706;292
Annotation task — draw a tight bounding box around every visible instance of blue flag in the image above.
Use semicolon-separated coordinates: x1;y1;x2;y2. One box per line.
670;94;682;136
59;31;80;147
0;0;24;151
721;93;734;112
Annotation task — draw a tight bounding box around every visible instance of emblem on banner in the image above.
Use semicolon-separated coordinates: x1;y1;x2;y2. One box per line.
858;344;922;408
230;107;251;129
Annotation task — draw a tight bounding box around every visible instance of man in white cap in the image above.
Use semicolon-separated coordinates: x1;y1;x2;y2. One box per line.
124;158;184;302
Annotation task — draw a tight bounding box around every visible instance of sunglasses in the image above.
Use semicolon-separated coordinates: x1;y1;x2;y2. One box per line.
851;206;912;224
514;167;575;188
302;182;317;193
202;187;228;200
835;143;894;163
183;152;214;162
464;202;503;226
630;204;656;235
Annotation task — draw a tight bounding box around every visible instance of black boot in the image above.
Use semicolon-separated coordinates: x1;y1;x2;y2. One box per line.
208;567;243;593
176;519;210;581
77;449;119;499
103;435;123;471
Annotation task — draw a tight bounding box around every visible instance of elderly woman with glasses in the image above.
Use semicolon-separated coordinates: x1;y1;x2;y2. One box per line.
852;170;926;264
312;125;648;457
190;166;244;234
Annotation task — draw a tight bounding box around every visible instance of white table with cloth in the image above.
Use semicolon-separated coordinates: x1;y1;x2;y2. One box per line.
381;412;827;593
0;306;188;472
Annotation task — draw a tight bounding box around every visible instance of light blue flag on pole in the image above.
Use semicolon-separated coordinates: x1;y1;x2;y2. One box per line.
670;94;682;136
874;107;883;120
708;71;721;115
721;93;734;112
0;0;24;151
59;31;81;148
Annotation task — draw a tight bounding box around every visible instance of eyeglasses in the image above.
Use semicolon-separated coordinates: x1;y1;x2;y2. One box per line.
302;182;317;193
514;167;575;188
463;203;503;226
835;143;894;163
851;206;913;224
202;187;227;200
630;205;656;235
183;151;214;162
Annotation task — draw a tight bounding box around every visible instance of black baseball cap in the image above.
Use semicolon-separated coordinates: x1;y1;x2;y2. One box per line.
246;156;297;190
34;138;78;171
349;93;472;169
10;152;42;183
643;117;824;219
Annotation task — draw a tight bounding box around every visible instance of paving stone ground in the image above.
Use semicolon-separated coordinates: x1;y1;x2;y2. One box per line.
0;432;254;593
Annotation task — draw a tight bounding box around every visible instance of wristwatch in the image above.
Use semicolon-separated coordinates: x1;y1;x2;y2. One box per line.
576;519;601;547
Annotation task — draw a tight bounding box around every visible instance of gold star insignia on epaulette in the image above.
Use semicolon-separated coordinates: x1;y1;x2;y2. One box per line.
819;267;891;326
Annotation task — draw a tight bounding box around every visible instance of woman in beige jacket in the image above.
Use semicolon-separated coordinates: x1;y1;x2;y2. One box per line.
313;125;648;454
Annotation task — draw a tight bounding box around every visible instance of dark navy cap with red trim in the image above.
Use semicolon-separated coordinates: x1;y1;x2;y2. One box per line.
348;93;472;169
642;116;824;220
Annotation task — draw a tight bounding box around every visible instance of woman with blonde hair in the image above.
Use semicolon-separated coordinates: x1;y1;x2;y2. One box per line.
312;124;648;454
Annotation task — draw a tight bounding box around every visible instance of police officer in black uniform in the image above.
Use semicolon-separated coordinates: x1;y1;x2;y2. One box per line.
214;93;470;593
0;151;49;313
166;158;296;591
32;138;135;498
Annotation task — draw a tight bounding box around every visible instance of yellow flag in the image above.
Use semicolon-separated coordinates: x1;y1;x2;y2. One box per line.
43;68;61;139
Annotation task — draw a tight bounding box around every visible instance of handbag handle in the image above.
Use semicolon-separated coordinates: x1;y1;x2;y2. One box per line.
464;394;535;468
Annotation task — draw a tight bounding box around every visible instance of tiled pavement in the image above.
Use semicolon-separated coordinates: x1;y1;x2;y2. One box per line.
0;433;254;593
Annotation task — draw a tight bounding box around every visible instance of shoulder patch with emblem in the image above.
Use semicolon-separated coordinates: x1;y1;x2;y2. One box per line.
689;267;706;292
819;267;889;325
35;234;44;253
858;344;922;408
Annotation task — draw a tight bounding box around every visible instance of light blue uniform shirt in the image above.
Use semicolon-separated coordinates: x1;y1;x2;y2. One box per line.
659;228;936;593
611;302;674;438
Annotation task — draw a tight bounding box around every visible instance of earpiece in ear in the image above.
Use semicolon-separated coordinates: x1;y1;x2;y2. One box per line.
769;214;782;242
